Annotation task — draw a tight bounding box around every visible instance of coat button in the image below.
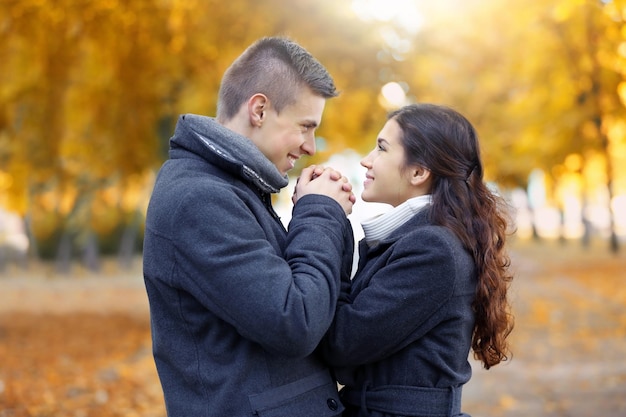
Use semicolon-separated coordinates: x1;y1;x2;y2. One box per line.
327;398;338;411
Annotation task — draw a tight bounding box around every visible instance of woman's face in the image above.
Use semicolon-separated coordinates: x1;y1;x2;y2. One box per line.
360;118;421;207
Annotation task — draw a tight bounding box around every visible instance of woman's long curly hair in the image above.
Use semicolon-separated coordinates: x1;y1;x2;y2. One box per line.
390;103;514;369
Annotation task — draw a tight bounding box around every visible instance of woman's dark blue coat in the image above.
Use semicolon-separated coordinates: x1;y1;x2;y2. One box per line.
320;210;476;417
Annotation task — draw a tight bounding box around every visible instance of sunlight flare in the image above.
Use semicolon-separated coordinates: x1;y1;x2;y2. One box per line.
351;0;424;32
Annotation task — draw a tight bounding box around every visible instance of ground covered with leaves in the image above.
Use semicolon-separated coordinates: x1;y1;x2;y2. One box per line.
1;239;625;417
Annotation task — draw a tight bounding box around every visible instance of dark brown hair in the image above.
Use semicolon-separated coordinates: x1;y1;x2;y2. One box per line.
390;103;514;369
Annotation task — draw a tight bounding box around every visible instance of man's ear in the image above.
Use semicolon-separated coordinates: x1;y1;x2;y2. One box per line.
409;165;431;187
248;94;268;127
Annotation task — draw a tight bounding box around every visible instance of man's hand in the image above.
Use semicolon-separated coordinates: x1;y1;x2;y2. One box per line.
292;165;355;215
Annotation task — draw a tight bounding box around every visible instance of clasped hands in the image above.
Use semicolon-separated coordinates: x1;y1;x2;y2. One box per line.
292;165;356;215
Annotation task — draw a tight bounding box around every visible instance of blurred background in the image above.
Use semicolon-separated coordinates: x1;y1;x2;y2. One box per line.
1;0;626;416
1;0;626;268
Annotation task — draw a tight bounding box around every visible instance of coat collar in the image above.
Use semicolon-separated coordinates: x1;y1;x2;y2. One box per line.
170;114;289;193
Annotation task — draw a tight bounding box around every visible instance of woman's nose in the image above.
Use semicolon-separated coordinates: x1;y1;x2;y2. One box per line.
360;152;373;168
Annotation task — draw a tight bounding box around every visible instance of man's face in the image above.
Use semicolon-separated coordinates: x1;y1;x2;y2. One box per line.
251;88;326;175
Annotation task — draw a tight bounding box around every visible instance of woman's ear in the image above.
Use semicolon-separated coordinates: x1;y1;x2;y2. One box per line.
248;94;268;127
409;165;431;187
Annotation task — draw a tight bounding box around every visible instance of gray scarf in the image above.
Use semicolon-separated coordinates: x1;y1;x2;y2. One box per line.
183;114;289;193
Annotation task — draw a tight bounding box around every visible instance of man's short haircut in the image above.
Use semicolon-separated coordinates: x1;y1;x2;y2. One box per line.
217;37;338;122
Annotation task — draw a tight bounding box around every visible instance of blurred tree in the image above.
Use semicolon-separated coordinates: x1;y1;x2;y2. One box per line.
388;0;568;186
2;0;625;261
386;0;623;251
0;0;387;263
525;0;623;252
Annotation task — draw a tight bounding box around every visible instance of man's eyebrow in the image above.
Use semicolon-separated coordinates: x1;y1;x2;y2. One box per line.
378;138;389;145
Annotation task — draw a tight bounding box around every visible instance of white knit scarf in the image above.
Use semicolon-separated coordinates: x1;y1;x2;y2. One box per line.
361;195;432;247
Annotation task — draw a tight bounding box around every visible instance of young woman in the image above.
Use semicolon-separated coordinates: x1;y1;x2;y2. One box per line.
320;103;514;417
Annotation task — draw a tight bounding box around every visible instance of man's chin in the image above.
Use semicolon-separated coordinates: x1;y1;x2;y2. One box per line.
281;164;294;176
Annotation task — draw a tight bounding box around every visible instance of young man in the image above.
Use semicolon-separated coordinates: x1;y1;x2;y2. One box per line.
143;37;355;416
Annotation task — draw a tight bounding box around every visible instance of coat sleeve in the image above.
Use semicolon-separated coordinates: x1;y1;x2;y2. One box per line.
171;187;352;358
320;228;458;366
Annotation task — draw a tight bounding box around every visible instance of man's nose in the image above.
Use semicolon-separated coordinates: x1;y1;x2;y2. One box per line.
301;134;316;156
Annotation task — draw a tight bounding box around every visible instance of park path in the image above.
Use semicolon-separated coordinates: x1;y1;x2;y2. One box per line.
464;240;626;416
0;239;625;416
